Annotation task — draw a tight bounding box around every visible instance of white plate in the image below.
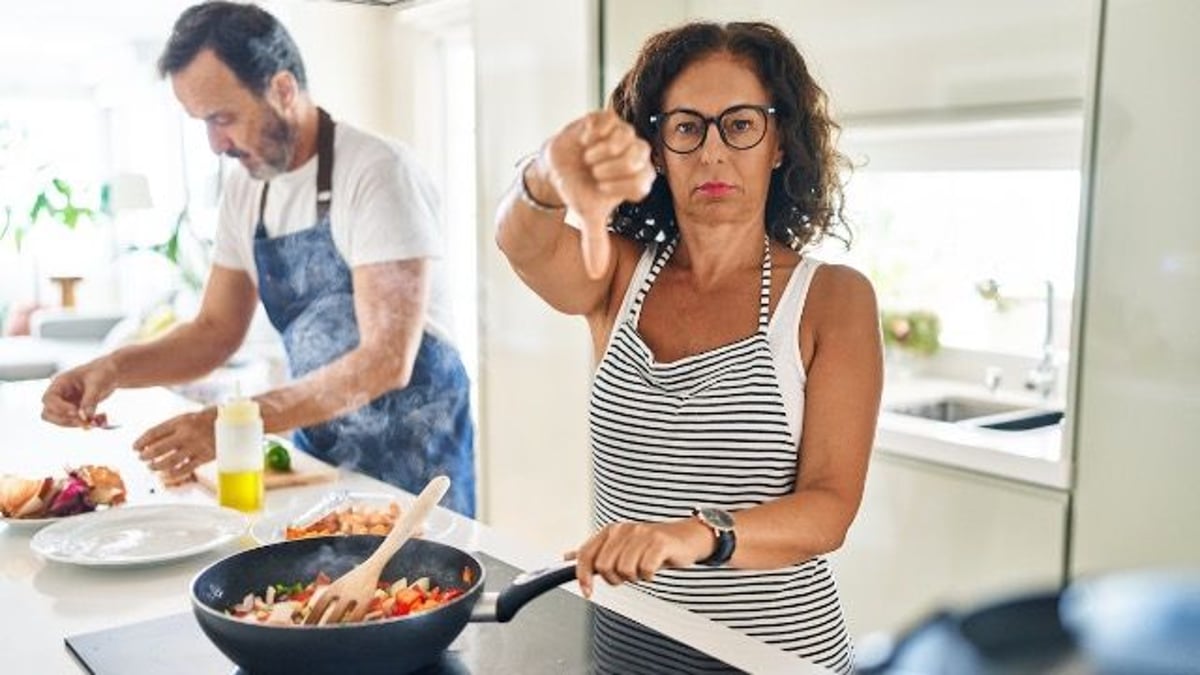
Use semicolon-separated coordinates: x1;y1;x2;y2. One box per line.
0;504;126;532
250;491;455;545
1;514;69;532
30;504;248;567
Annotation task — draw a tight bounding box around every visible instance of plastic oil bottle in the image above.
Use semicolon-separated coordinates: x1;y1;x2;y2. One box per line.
215;387;264;512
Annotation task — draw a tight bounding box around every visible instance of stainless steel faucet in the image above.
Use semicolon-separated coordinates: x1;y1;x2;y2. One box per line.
1024;280;1057;398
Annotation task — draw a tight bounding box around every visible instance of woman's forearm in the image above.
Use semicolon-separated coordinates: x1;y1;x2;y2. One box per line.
495;156;570;267
726;490;857;569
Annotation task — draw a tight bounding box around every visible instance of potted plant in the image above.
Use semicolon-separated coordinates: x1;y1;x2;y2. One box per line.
0;175;99;332
881;309;940;378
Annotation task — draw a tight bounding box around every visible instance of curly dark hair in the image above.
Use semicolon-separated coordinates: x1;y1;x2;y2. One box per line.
157;1;307;96
609;21;851;251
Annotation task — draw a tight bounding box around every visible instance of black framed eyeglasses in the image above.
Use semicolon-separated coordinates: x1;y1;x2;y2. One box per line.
649;104;777;154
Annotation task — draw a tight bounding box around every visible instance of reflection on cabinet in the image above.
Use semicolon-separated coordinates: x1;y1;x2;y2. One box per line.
829;451;1067;638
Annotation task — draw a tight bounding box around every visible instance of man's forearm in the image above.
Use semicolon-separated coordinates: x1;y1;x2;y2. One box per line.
108;320;239;388
254;342;416;435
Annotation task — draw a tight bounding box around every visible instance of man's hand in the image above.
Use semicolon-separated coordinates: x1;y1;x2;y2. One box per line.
133;408;219;485
41;359;120;428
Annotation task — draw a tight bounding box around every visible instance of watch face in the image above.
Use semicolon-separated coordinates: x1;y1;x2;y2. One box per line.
698;507;735;531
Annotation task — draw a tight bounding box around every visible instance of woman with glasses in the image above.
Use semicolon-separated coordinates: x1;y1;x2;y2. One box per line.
495;21;881;673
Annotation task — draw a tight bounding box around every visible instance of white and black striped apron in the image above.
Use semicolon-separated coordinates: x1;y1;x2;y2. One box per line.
590;236;853;674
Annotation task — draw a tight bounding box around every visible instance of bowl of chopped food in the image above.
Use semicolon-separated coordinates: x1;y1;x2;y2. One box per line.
190;535;575;675
249;490;455;545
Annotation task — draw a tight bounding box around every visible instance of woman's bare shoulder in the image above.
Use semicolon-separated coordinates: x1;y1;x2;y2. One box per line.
808;263;879;326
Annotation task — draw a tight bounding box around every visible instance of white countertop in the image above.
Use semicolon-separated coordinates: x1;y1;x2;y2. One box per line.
0;380;825;674
876;376;1071;490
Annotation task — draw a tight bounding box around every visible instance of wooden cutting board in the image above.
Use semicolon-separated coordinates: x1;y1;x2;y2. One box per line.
193;442;339;492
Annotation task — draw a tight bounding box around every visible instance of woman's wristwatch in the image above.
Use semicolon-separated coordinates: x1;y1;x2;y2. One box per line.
692;506;737;567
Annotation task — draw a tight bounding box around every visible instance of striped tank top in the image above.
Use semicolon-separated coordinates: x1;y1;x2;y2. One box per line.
590;236;853;674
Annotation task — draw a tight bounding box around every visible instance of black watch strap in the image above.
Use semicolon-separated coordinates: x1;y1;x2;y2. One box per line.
697;529;736;566
693;508;737;566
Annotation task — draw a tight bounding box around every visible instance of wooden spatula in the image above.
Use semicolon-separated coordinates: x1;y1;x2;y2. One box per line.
304;475;450;625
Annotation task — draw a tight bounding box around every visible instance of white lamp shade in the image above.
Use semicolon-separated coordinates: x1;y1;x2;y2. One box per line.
108;171;154;212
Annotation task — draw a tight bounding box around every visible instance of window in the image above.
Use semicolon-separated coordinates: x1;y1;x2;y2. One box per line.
814;111;1084;355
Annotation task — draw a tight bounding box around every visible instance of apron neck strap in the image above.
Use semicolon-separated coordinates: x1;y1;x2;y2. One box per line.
315;107;334;222
256;107;336;231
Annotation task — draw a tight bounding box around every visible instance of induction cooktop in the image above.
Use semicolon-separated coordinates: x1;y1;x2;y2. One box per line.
65;551;746;674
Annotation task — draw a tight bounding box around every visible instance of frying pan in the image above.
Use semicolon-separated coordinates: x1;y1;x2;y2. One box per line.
191;535;577;675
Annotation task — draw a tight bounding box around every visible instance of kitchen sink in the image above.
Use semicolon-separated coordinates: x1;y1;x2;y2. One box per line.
978;410;1065;431
886;396;1030;423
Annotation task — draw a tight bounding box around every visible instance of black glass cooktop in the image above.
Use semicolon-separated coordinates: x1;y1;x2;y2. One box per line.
65;552;746;674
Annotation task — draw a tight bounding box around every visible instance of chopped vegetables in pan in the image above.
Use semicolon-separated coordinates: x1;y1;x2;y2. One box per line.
227;571;467;625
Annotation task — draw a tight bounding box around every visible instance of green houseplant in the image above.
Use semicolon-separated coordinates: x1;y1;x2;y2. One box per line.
1;176;96;249
124;207;210;293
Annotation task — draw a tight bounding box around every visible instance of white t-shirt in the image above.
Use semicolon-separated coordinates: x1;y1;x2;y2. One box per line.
212;121;454;338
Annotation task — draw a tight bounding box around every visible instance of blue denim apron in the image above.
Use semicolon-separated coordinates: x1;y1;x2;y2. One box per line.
251;109;475;516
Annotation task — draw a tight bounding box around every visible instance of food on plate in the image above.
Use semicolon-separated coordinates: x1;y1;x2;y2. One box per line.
0;475;53;518
228;571;467;625
285;501;409;539
81;412;113;430
0;465;127;519
263;439;291;472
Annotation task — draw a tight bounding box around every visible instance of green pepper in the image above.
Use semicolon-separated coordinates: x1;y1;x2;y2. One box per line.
264;439;292;472
273;581;305;598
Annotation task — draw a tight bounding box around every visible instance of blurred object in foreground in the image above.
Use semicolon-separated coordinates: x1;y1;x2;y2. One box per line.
856;569;1200;675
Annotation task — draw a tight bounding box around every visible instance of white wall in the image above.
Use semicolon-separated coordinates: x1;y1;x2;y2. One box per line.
474;0;599;551
267;1;404;142
1069;0;1200;575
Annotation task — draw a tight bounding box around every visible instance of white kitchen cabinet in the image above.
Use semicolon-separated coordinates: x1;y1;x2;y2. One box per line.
603;0;1094;118
1069;0;1200;576
829;450;1068;638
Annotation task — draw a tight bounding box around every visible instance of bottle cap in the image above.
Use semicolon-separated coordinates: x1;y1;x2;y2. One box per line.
217;383;260;425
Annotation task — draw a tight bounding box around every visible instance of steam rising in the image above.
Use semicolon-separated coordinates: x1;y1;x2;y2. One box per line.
256;197;475;517
266;271;473;513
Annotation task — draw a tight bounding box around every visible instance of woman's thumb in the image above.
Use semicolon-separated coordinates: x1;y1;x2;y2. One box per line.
566;207;612;280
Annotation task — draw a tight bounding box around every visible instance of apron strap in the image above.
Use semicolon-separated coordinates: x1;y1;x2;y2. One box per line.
315;107;334;223
629;237;677;328
256;182;270;238
758;234;772;332
255;107;337;238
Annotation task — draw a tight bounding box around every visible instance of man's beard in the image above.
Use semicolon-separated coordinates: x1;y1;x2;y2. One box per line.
238;108;297;180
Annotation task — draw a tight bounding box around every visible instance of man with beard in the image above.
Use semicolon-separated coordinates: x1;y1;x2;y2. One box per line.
39;1;476;516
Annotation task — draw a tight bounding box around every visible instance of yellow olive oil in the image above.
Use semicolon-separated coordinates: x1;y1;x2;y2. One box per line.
218;469;264;512
215;388;264;513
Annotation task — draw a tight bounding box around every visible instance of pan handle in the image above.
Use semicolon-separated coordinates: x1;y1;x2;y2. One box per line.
471;561;578;623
